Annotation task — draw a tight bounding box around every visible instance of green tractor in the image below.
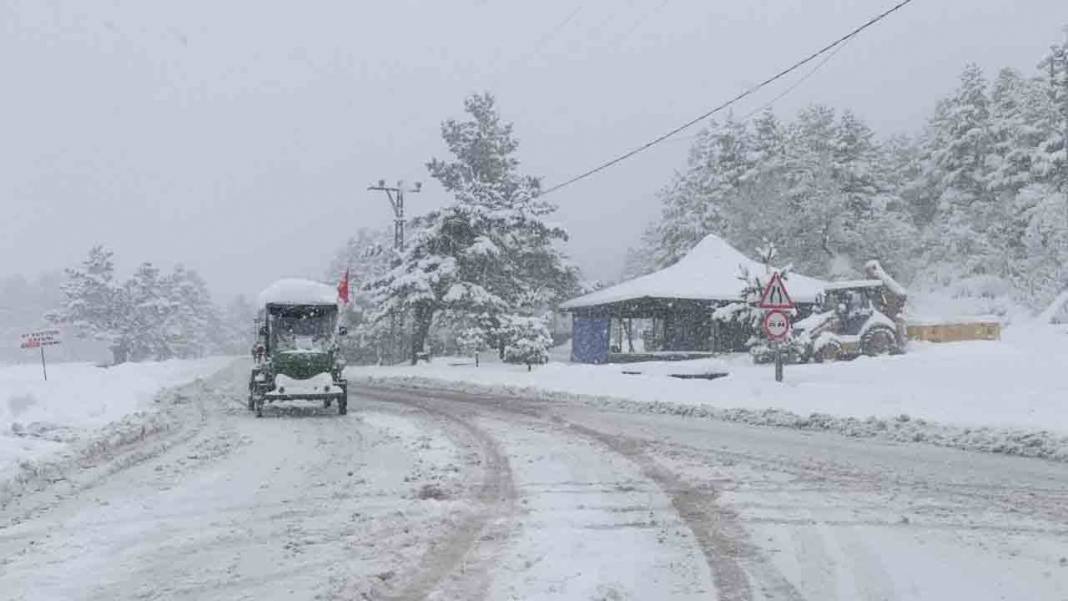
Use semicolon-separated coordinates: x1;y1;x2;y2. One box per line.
248;279;348;417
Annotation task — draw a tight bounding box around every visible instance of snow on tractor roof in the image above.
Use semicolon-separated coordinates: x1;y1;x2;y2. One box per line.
257;278;337;307
823;279;885;291
561;234;829;310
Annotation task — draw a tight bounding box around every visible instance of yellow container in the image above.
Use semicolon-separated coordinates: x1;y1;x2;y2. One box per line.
906;322;1001;343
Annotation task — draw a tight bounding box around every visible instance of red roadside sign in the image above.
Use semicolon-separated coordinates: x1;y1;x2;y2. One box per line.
762;310;791;341
757;272;795;310
20;329;61;349
19;330;60;381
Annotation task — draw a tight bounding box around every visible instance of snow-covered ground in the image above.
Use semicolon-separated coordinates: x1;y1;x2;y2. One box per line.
2;355;1066;599
0;357;233;481
349;324;1068;457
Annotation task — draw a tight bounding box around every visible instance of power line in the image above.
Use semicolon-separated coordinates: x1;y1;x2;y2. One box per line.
538;0;916;198
483;5;583;90
663;34;852;147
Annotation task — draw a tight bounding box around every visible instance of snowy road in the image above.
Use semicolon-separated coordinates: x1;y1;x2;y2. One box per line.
2;364;1067;600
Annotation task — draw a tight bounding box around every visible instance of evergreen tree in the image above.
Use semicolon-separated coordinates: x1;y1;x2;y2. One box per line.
163;265;219;359
221;294;256;355
1037;29;1068;191
920;64;997;284
327;227;396;363
48;246;129;363
369;93;578;363
119;262;174;361
636;27;1068;313
50;249;225;363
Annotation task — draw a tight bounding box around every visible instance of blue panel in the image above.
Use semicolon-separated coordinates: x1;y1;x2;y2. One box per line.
571;317;610;364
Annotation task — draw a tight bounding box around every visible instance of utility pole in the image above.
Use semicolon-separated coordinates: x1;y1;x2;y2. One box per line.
367;179;422;255
367;179;422;364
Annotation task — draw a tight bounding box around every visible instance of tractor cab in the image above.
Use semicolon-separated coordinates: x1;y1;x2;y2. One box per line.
795;270;907;362
818;280;886;329
249;279;348;417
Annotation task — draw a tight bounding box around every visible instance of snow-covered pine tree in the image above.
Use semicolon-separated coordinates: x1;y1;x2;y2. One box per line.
118;262;176;361
1012;183;1068;304
220;294;256;355
654;118;755;268
1006;29;1068;306
833;111;918;280
369;93;578;364
619;224;660;280
163;265;220;358
778;105;848;275
1037;28;1068;192
48;246;130;363
326;227;396;363
911;64;1003;297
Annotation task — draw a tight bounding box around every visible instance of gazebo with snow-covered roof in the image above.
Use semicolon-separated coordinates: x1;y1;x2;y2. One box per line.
560;235;829;363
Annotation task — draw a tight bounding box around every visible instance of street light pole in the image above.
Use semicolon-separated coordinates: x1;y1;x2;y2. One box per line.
367;180;422;364
367;180;422;255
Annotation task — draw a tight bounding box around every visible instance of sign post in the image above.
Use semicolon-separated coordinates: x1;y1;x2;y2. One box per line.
758;274;794;383
20;330;62;381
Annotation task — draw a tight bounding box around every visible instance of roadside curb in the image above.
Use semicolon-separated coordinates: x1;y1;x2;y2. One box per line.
351;374;1068;463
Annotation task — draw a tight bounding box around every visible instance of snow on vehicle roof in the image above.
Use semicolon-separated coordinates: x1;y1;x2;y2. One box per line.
823;279;885;291
257;278;337;307
560;234;829;310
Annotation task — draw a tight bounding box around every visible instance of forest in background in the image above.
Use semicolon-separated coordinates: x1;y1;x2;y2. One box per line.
5;248;256;364
625;31;1068;316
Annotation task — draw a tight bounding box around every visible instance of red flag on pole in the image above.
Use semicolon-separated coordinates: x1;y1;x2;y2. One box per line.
337;269;350;305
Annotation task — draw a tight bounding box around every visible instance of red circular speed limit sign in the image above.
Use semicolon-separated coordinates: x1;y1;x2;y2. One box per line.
762;310;791;341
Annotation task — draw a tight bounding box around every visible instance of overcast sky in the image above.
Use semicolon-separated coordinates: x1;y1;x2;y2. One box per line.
2;0;1066;300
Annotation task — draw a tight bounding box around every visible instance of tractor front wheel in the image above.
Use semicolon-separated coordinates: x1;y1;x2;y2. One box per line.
814;340;844;363
861;326;898;357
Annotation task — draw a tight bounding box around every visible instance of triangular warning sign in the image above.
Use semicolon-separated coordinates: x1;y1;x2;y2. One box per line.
757;272;795;309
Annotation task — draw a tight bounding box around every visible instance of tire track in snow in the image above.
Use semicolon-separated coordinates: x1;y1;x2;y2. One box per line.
560;419;802;601
357;389;517;601
361;384;803;601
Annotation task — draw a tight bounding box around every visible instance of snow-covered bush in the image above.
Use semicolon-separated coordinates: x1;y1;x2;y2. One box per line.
456;327;487;365
502;316;552;371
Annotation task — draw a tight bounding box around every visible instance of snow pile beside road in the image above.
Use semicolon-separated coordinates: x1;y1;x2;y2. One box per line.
0;357;232;483
349;325;1068;461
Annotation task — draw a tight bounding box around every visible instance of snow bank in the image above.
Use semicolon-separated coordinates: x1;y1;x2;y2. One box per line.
257;278;337;307
0;357;232;481
349;326;1068;461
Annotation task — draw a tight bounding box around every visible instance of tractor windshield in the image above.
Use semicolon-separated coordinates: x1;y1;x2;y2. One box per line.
268;305;336;353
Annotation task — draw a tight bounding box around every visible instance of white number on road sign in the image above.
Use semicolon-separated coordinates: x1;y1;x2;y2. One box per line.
762;310;791;340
